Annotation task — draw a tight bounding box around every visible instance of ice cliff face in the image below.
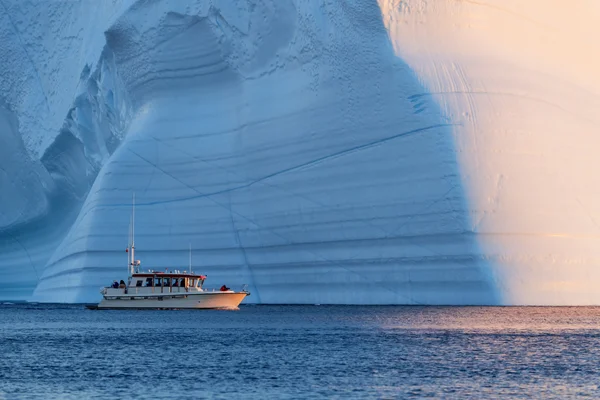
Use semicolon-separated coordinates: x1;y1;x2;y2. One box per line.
0;0;134;299
0;0;598;304
378;0;600;304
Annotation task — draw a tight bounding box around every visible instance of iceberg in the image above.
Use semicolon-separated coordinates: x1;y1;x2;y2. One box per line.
0;0;599;304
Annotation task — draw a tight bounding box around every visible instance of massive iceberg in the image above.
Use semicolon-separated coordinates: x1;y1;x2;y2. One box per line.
1;0;599;304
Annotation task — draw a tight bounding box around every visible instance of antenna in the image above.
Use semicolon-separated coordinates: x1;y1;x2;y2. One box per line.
189;243;192;274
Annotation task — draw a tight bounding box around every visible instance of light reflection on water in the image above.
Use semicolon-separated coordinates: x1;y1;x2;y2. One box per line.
0;304;599;399
378;306;600;331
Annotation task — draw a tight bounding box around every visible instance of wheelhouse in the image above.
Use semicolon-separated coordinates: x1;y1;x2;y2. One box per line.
128;271;207;290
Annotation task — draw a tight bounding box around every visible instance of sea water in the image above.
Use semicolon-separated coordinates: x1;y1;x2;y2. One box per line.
0;304;599;399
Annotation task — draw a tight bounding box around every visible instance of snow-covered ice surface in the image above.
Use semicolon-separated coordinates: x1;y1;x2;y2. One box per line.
1;1;599;304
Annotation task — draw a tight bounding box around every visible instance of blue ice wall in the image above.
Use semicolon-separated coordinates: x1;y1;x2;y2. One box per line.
29;1;497;304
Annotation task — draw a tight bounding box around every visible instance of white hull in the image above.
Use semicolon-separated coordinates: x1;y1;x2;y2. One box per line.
97;291;248;309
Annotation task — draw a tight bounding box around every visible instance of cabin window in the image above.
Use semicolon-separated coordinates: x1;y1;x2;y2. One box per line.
189;279;196;287
164;278;171;287
145;278;153;287
135;280;143;287
155;278;162;287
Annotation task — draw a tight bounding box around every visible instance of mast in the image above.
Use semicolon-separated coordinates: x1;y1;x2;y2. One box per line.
189;243;192;274
131;192;135;272
131;192;135;274
128;215;132;276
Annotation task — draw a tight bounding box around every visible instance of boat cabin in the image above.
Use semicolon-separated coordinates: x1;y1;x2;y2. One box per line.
129;271;207;290
103;271;209;297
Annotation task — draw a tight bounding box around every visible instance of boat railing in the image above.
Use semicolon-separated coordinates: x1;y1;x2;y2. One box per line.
131;287;191;294
102;286;205;296
102;285;246;296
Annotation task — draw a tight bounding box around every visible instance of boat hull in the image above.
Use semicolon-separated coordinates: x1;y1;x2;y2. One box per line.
97;291;248;309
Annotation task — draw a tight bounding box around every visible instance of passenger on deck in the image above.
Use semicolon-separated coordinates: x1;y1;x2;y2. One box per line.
119;280;126;289
112;281;118;288
220;285;230;291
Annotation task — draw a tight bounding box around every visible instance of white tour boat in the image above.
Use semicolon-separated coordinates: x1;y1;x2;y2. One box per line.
88;195;250;310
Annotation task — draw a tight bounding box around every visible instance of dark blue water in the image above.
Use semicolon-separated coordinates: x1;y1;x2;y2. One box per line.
1;304;599;399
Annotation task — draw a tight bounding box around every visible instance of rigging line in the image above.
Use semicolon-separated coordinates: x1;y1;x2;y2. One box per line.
127;147;421;304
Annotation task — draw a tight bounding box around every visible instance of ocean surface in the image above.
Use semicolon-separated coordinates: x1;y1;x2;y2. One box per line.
0;304;599;399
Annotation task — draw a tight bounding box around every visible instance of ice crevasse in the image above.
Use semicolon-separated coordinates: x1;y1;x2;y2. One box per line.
0;0;599;304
